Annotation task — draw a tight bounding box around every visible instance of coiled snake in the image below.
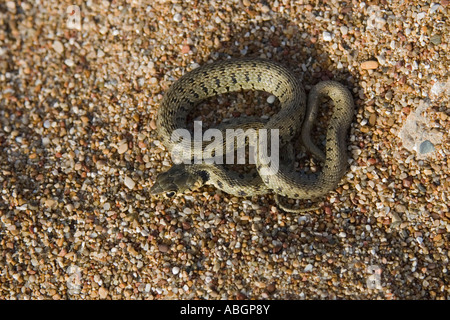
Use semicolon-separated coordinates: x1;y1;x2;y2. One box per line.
150;58;354;212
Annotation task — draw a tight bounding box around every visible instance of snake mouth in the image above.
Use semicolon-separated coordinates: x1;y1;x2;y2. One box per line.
149;182;178;197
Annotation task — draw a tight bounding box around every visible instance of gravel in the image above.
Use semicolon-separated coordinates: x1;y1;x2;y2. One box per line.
0;0;449;300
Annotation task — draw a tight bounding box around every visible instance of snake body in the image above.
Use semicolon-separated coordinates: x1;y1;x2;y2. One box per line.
150;58;354;209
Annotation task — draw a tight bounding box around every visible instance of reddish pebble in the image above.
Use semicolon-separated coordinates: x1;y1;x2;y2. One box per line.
266;283;276;293
182;221;191;230
236;292;247;300
360;60;379;70
181;45;190;54
403;177;413;188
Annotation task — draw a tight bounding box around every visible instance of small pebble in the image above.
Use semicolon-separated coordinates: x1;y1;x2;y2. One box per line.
64;59;74;67
340;26;348;35
124;176;135;189
360;60;379;70
181;45;190;54
158;244;169;253
98;287;108;299
173;13;182;22
172;266;180;275
430;35;441;45
419;140;435;154
368;113;377;126
267;95;276;104
266;283;276;293
52;40;64;54
322;31;333;41
117;142;128;154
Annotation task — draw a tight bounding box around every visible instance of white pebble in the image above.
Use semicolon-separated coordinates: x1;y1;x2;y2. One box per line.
173;13;182;22
267;95;276;104
64;59;74;67
340;26;348;35
183;207;192;215
323;31;333;41
6;1;15;12
416;12;426;21
172;266;180;275
430;3;440;14
124;176;136;189
304;264;313;272
43;120;51;128
42;137;50;146
52;40;64;54
117;142;128;154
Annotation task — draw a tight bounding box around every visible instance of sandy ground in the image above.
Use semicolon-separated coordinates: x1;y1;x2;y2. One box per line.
0;0;449;299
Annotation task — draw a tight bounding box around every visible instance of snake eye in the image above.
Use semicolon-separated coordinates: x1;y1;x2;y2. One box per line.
166;191;175;198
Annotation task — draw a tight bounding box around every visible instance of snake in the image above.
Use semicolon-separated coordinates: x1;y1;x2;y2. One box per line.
150;58;354;212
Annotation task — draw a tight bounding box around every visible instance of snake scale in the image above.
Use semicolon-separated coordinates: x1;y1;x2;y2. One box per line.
150;58;354;212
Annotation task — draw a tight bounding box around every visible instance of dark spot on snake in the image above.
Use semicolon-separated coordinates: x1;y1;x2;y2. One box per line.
202;86;208;94
197;170;210;183
238;191;247;196
257;74;262;83
190;89;199;99
275;81;281;93
277;187;283;193
231;76;237;84
294;193;299;197
215;78;221;87
289;127;294;136
217;180;223;188
239;173;244;179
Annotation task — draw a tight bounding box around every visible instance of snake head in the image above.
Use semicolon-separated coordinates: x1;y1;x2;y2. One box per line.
150;164;207;197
